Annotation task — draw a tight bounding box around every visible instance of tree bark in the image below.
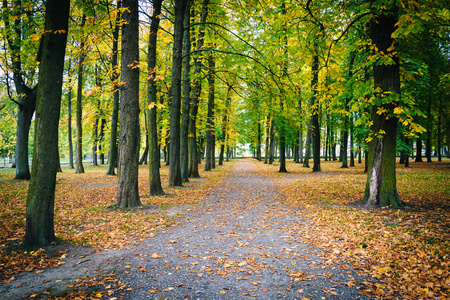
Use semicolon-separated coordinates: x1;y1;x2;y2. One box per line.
415;137;423;162
147;0;164;196
116;0;141;208
363;6;405;208
24;0;69;247
180;1;191;182
168;0;188;186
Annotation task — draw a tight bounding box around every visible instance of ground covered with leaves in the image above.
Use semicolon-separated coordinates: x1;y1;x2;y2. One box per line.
0;161;235;288
0;158;449;299
258;158;450;299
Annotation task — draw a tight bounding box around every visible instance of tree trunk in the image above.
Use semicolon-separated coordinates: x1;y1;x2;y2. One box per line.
264;115;270;164
139;133;149;165
219;88;230;166
257;122;262;161
168;0;188;186
310;49;321;172
106;0;121;176
14;97;35;179
415;137;423;162
67;61;74;169
2;0;37;180
358;146;362;164
341;128;348;168
426;100;433;162
303;121;312;168
92;118;99;166
180;2;191;182
24;0;69;247
189;0;209;178
363;6;405;208
437;98;442;162
99;118;106;164
75;14;86;174
205;51;215;171
147;0;164;195
269;119;276;164
350;119;355;167
116;0;141;208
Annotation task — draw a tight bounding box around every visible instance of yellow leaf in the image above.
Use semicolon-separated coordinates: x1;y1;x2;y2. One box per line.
220;291;226;294
124;265;131;269
151;253;161;259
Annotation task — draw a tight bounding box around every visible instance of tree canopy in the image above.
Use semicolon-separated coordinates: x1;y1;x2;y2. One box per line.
0;0;449;242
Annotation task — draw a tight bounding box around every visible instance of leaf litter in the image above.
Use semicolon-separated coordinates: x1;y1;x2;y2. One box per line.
0;158;448;299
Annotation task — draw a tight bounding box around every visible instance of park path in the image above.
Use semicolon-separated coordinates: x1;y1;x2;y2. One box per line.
115;158;371;299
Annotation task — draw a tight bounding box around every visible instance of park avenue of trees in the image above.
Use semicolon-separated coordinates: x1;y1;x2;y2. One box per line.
0;0;449;247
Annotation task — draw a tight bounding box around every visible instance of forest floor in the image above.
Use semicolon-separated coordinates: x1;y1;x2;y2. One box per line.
0;157;449;299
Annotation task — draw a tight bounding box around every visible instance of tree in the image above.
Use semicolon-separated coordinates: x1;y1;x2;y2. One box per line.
106;0;121;176
204;50;215;171
67;59;74;169
24;0;69;247
362;5;405;208
75;13;86;174
147;0;164;196
168;0;188;186
2;0;39;180
180;0;192;182
116;0;141;208
188;0;209;178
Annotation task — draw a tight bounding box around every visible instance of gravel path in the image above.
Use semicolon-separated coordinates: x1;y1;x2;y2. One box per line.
114;159;372;299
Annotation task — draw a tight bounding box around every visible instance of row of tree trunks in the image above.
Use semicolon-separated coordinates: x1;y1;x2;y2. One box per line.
188;0;210;178
106;0;121;176
168;0;188;187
